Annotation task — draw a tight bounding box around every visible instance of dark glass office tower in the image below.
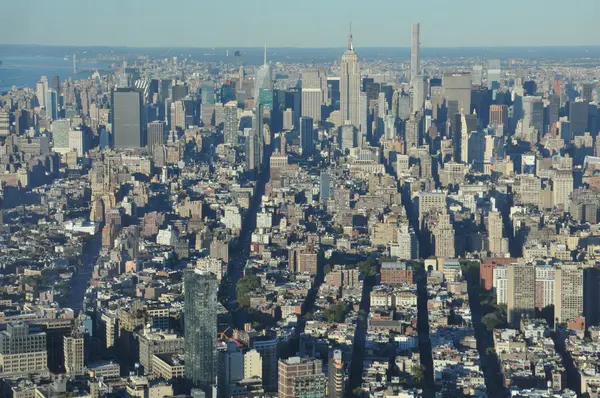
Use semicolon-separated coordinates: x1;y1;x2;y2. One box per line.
112;89;144;148
184;269;217;392
52;76;60;95
300;116;314;156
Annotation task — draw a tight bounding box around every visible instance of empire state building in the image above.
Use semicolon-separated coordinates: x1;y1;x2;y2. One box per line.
340;29;361;129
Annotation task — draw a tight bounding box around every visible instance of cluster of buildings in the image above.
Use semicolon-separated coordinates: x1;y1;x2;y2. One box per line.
0;17;598;398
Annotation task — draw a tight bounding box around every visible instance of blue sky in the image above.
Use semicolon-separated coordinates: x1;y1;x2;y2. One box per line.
1;0;597;48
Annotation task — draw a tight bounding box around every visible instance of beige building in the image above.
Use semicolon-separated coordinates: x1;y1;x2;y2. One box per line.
64;334;85;376
552;170;574;211
244;349;263;379
151;353;185;380
487;211;508;255
432;213;455;259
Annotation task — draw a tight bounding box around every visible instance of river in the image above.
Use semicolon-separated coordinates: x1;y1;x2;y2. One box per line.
0;55;111;92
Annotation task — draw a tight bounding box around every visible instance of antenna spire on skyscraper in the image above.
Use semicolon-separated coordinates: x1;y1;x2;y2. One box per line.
348;22;354;51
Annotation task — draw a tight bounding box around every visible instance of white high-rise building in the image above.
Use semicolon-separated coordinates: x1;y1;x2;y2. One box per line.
36;77;49;109
69;128;86;157
411;24;420;82
302;68;327;123
493;266;508;305
340;29;361;129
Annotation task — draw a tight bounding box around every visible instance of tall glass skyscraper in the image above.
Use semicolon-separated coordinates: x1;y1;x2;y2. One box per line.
184;269;218;391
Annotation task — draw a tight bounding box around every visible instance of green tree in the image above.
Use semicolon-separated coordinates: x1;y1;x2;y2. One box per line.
481;311;506;331
411;364;425;387
358;258;378;277
323;301;350;323
236;275;262;307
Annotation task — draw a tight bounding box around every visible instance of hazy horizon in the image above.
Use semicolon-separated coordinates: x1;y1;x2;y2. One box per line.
2;43;600;50
1;0;597;48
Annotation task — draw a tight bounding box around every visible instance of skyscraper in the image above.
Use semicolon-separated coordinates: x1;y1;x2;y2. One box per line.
410;23;420;82
184;269;218;391
52;76;60;96
569;100;589;137
507;262;536;327
300;116;314;156
340;29;361;129
487;211;506;255
223;101;239;146
302;68;327;122
46;89;58;120
254;44;273;102
443;73;472;115
458;112;477;164
112;89;144;148
246;107;264;175
36;77;48;109
301;88;322;122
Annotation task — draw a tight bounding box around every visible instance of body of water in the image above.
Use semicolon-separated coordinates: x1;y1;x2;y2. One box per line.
0;55;110;92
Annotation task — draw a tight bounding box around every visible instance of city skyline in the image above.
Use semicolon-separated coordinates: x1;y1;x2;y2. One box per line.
0;1;599;396
1;0;598;48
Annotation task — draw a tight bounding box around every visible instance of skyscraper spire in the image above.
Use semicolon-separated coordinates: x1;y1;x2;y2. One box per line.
264;39;267;65
348;22;354;51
